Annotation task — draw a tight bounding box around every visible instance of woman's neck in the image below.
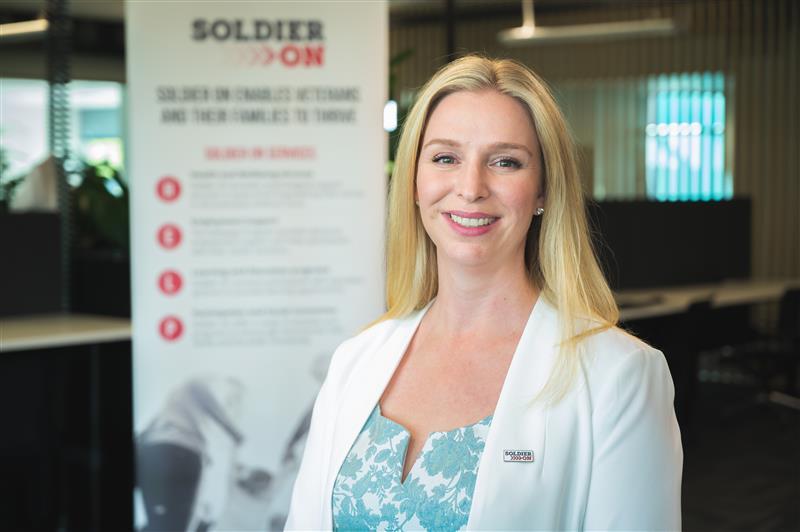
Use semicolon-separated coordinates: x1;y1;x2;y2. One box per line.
429;257;538;339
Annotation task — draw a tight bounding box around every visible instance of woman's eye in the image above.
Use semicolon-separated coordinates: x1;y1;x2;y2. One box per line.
432;154;456;165
493;157;522;169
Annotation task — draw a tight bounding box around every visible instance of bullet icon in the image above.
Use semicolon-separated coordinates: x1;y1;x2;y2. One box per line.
159;316;184;341
156;176;181;202
158;270;183;295
157;224;182;249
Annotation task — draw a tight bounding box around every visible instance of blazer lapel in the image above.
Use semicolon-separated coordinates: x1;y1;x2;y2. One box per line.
323;302;433;519
467;296;560;529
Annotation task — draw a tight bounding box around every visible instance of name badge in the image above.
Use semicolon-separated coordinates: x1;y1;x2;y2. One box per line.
503;449;534;463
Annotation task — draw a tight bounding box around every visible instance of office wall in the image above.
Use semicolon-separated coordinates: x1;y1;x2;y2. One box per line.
3;1;797;281
390;0;800;282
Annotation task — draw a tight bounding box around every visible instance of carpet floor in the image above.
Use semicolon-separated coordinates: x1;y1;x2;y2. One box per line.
682;381;800;531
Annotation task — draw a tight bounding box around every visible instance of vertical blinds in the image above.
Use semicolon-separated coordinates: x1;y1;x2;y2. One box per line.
645;71;729;201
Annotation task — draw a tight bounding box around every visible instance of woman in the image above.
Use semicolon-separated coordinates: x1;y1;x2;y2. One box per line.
285;55;682;531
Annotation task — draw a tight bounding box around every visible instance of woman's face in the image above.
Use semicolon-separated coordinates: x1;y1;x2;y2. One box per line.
416;89;544;271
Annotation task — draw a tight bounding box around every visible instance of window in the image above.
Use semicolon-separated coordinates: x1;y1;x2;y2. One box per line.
645;72;731;201
554;72;732;202
0;79;49;181
0;78;126;184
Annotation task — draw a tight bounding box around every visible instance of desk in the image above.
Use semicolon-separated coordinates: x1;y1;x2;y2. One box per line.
0;313;131;531
1;283;795;344
616;278;800;321
0;314;132;352
617;278;800;437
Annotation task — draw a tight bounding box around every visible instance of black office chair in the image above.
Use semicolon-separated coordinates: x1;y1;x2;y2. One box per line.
717;288;800;407
673;299;714;439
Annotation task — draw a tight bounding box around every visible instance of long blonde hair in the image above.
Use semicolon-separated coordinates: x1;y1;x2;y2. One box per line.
380;55;619;402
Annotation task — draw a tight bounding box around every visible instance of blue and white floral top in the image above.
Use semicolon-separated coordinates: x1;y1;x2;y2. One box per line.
332;404;493;531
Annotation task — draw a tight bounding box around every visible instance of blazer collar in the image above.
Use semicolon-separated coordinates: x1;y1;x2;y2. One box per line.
325;300;434;511
324;296;560;527
467;295;560;527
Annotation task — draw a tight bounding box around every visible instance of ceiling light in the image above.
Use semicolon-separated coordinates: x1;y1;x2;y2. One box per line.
0;19;49;42
499;0;680;46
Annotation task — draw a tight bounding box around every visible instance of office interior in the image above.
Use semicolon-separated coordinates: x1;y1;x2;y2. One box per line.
0;0;798;530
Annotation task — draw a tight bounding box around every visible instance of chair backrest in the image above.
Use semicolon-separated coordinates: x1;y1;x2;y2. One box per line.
685;299;714;351
778;288;800;341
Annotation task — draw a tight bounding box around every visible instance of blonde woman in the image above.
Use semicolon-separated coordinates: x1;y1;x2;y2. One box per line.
285;55;682;531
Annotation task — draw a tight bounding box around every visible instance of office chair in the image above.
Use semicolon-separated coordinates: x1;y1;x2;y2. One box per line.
674;299;714;439
718;288;800;408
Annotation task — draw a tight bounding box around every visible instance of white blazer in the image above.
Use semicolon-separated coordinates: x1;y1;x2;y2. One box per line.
285;297;683;531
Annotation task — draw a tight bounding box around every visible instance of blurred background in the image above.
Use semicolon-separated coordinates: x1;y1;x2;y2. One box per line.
1;1;798;531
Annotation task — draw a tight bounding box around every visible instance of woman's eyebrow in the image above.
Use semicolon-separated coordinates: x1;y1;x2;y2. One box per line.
490;142;533;156
422;138;460;149
422;138;533;157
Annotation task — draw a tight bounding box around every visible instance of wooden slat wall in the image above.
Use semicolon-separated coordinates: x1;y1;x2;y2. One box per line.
390;0;800;281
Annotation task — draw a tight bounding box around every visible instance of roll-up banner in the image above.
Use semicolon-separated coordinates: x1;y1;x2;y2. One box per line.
126;2;387;530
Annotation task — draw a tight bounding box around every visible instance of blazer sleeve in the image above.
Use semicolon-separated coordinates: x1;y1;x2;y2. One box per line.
583;346;683;531
283;371;333;530
284;337;358;531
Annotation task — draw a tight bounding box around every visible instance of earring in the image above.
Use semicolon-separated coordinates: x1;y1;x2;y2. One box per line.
535;207;544;216
415;200;420;206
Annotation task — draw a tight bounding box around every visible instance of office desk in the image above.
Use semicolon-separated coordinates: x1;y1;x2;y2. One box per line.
616;278;800;435
0;314;131;352
0;313;131;531
3;282;793;347
616;278;800;322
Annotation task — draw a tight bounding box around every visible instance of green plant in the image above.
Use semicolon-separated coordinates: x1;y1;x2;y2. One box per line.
72;160;129;252
0;147;24;213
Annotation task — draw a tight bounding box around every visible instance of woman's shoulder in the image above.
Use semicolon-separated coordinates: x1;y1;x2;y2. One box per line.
579;325;670;388
583;324;658;359
324;309;424;383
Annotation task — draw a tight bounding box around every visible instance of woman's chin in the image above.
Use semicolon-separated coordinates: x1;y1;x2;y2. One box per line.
437;245;501;270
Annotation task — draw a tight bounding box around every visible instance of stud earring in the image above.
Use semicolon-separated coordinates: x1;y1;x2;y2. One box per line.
535;207;544;216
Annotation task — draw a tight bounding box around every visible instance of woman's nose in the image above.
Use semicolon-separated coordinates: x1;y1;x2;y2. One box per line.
456;160;489;202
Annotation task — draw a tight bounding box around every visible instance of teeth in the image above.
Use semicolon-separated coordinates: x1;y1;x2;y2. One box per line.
449;213;496;227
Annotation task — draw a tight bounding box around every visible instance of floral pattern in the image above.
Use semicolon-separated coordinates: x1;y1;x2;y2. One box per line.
332;404;492;531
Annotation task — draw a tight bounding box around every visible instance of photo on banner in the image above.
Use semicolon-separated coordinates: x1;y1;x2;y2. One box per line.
126;2;388;530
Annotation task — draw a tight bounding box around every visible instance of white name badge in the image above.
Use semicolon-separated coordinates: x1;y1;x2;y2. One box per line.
503;449;534;463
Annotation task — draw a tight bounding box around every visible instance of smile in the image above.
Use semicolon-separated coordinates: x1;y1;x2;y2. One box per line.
448;213;498;228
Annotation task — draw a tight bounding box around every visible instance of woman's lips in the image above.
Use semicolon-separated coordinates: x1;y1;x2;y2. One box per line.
447;210;496;219
442;211;499;236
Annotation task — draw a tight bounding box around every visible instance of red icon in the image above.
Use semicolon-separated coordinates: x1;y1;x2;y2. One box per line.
158;270;183;295
157;224;182;249
156;176;181;202
159;316;184;341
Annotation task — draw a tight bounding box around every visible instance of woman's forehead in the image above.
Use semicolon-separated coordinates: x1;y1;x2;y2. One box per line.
422;90;538;149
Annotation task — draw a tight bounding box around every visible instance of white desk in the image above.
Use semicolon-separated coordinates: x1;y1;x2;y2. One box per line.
0;312;132;531
616;278;800;321
0;314;132;352
1;281;796;345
